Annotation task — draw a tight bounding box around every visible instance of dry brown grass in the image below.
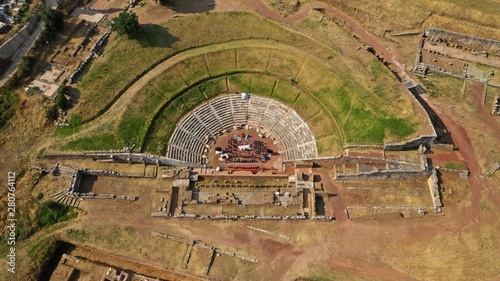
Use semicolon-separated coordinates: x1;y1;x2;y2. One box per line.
375;216;500;280
323;0;500;36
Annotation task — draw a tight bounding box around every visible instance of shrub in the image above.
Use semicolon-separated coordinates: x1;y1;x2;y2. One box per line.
56;85;71;110
43;104;57;119
36;200;76;228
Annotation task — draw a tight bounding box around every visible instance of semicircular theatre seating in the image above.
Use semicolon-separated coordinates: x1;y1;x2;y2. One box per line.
167;94;318;165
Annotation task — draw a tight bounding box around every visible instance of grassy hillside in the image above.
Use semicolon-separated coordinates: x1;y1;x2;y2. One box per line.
63;11;427;155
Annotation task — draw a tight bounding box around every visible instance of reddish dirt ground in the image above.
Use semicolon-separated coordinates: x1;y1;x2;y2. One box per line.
315;167;348;222
426;100;500;228
471;82;500;139
426;151;468;167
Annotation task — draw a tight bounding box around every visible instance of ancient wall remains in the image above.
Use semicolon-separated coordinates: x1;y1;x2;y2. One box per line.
284;155;421;168
425;28;500;56
335;170;431;181
44;152;204;167
427;169;442;213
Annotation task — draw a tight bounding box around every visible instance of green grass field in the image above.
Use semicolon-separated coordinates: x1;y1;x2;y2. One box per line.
63;11;428;156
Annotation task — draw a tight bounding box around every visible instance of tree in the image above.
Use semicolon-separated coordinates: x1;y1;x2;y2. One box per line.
56;85;71;110
35;29;52;46
40;7;64;33
18;55;35;77
111;11;140;35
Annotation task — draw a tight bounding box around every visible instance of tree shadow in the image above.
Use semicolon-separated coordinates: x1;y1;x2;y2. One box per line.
166;0;216;14
69;86;81;105
0;58;12;78
131;23;180;48
92;8;124;14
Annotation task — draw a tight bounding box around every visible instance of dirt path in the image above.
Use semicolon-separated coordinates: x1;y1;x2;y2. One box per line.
471;83;500;139
315;167;348;223
426;99;500;226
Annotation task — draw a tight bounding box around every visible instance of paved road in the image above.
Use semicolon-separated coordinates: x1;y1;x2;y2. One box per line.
0;0;60;87
0;24;44;87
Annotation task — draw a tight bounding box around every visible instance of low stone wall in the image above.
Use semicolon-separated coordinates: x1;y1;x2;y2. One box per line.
384;135;437;151
152;231;259;263
44;153;89;160
152;213;332;221
77;193;138;200
435;167;467;174
425;28;500;55
215;249;258;263
427;169;442;213
431;143;455;151
67;169;82;193
44;152;203;167
343;135;437;152
284;155;420;168
68;31;110;84
335;170;431;181
247;226;290;240
344;144;384;150
151;212;173;217
393;32;421;37
79;168;154;178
